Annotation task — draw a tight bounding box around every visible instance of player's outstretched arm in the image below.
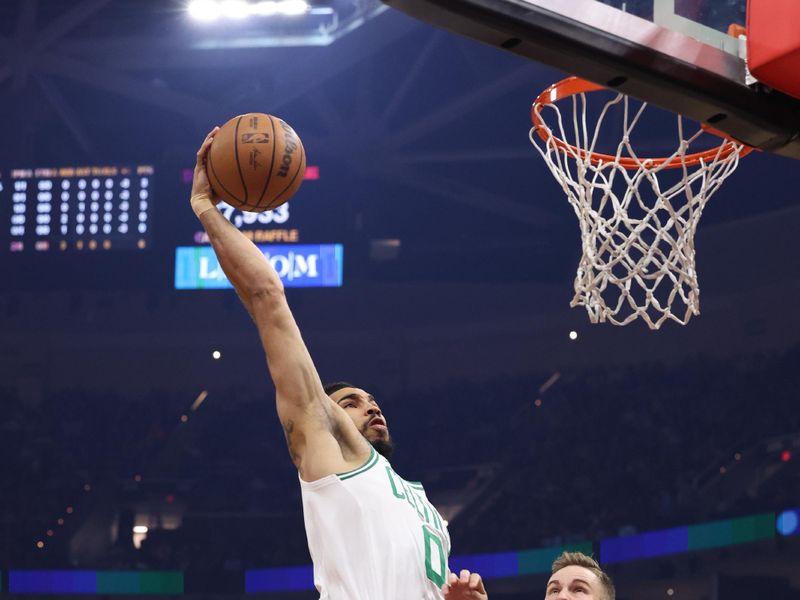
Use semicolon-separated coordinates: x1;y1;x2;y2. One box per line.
442;570;488;600
189;128;364;479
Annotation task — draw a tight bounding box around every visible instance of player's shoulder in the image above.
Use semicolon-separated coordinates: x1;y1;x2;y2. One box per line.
334;445;382;481
299;435;374;482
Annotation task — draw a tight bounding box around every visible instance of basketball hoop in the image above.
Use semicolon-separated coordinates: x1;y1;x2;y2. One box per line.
530;77;753;329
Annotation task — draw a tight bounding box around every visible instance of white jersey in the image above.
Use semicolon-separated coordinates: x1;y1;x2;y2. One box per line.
299;447;451;600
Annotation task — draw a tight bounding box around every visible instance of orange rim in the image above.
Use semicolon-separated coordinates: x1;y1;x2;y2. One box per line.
531;76;753;169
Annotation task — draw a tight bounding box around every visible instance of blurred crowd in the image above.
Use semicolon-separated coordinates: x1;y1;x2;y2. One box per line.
2;344;799;570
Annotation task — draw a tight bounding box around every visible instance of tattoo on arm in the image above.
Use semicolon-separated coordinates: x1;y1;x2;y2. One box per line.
283;420;300;466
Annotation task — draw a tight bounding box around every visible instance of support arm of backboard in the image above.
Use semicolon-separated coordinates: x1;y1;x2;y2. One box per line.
382;0;800;159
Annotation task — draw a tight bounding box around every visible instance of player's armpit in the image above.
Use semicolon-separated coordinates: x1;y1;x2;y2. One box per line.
279;397;370;481
280;406;344;477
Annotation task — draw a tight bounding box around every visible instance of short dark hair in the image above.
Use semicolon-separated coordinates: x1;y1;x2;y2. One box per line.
323;381;356;396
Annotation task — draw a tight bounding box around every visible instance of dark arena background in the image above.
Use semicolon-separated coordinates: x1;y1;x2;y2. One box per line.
1;1;800;599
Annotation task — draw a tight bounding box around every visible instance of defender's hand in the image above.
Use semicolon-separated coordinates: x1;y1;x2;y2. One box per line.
442;570;488;599
190;126;221;217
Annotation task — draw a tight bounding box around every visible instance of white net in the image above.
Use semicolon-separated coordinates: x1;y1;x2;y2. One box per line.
530;85;749;329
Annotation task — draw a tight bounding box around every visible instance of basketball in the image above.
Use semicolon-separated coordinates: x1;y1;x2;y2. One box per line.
207;113;306;212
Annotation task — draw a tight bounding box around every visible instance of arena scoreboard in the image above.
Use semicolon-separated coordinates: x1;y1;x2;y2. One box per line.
2;165;153;252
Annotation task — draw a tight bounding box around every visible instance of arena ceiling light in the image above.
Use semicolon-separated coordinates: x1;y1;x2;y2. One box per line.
187;0;388;48
187;0;311;21
253;0;311;16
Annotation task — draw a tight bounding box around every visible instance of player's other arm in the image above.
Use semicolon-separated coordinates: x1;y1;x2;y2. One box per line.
189;128;365;479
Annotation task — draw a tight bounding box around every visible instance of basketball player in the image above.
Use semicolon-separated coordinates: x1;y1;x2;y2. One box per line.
545;552;615;600
189;128;488;600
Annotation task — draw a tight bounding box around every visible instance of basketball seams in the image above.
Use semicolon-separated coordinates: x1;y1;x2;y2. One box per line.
254;115;278;210
207;150;243;209
233;116;248;206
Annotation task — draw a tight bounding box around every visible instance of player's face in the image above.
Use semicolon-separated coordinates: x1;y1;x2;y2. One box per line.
545;566;604;600
330;387;390;444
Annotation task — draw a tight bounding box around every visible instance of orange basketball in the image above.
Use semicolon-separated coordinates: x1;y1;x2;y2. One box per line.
207;113;306;212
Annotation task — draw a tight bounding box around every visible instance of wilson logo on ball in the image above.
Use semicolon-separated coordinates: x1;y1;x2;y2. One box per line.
207;112;306;213
277;120;298;178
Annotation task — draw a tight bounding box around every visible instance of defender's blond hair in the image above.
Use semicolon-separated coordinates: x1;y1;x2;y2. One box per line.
551;551;615;600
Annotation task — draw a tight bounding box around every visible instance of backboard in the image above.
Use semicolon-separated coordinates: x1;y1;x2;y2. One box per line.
382;0;800;160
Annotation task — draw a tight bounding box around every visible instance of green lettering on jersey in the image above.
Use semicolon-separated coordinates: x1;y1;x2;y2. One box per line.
385;466;406;499
401;480;429;522
386;467;445;532
385;466;450;586
416;492;430;523
423;525;447;587
400;480;417;510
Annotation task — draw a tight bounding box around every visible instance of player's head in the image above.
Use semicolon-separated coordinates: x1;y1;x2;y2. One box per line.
324;382;394;459
546;552;615;600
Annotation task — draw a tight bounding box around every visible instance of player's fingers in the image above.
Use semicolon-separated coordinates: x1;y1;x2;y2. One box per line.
460;569;470;583
196;134;214;163
448;572;458;585
196;127;219;166
469;572;485;591
440;583;450;597
203;126;219;144
195;142;208;167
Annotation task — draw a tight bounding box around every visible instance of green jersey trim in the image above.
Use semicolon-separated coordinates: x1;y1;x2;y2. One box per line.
337;448;379;481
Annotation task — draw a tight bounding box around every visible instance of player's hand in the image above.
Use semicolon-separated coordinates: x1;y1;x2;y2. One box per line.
441;570;488;599
190;126;222;216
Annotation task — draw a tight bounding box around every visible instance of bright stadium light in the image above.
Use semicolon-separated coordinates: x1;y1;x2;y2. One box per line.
252;1;310;16
188;0;221;21
280;0;310;15
251;1;279;16
221;0;250;18
189;0;310;20
188;0;386;46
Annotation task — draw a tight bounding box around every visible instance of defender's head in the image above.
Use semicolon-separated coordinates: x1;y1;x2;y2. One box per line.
324;382;394;459
546;552;615;600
